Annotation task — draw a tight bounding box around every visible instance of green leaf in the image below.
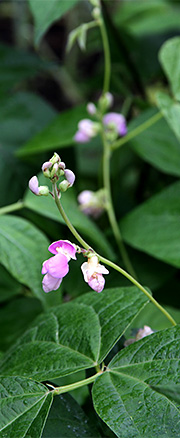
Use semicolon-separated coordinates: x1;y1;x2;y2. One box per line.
0;91;56;147
24;175;115;260
0;215;50;304
42;393;100;437
76;286;149;363
0;302;100;380
120;181;180;267
0;287;148;380
0;297;42;351
114;0;180;36
0;376;52;438
128;108;180;176
28;0;79;46
0;265;22;303
93;326;180;438
16;105;86;157
159;37;180;101
0;44;46;97
156;91;180;143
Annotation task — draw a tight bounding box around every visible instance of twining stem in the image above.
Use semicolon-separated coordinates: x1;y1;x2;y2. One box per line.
0;201;24;215
101;131;137;278
52;371;102;396
54;186;176;327
99;16;111;95
112;112;163;151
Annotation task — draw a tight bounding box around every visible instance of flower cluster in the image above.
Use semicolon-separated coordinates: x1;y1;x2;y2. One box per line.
29;153;75;197
74;92;127;144
41;240;109;294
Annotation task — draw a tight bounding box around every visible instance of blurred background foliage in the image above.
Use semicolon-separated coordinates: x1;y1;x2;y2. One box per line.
1;0;180;352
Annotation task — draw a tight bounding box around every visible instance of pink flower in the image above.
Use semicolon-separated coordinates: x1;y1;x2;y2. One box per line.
42;240;76;293
81;255;109;293
64;169;75;187
103;112;127;136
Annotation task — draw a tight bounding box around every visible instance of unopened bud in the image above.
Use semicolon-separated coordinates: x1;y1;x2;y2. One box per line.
92;7;101;20
51;163;59;178
59;180;69;192
50;152;60;165
38;186;49;196
87;102;96;115
64;169;75;187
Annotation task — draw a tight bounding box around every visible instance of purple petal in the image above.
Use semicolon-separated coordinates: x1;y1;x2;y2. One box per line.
64;169;75;187
29;176;39;195
88;273;105;293
78;190;93;205
43;253;69;278
42;273;62;293
74;130;90;143
48;240;76;260
78;119;94;136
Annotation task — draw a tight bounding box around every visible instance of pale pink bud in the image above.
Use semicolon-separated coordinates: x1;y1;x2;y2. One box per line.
29;176;39;195
103;112;127;136
42;161;52;172
87;102;96;115
64;169;75;187
135;325;154;341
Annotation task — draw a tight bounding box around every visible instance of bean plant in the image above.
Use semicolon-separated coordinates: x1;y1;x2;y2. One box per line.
1;0;180;437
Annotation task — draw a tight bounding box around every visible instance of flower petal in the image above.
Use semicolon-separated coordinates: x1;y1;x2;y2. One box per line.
48;240;77;260
88;273;105;293
29;176;39;195
42;273;62;293
44;253;69;278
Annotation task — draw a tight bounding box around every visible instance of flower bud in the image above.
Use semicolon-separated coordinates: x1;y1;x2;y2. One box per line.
50;163;59;178
64;169;75;187
59;180;69;192
42;161;52;172
89;0;100;6
38;186;49;196
29;176;39;195
92;7;101;20
50;152;61;165
87;102;96;115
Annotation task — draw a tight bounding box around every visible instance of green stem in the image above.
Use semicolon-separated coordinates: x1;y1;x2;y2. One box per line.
0;201;24;216
112;112;163;151
53;371;102;395
102;132;137;278
54;187;176;327
99;16;111;94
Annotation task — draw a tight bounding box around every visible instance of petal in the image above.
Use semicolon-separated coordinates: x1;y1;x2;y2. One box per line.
45;253;69;278
78;190;93;205
96;264;109;275
28;176;39;195
42;259;49;274
48;240;76;260
64;169;75;187
81;262;89;282
42;273;62;293
88;273;105;293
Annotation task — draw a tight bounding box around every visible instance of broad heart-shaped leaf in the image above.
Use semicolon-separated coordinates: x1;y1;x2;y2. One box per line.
24;175;115;260
0;215;50;305
0;376;52;438
93;325;180;438
74;286;149;363
29;0;79;46
42;393;100;437
156;91;180;143
0;287;148;381
120;180;180;267
159;37;180;101
128;108;180;176
16;104;86;157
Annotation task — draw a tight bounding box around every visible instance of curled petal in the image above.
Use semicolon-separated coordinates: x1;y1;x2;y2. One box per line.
29;176;39;195
42;253;69;278
88;273;105;293
96;264;109;275
42;273;62;293
48;240;77;260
